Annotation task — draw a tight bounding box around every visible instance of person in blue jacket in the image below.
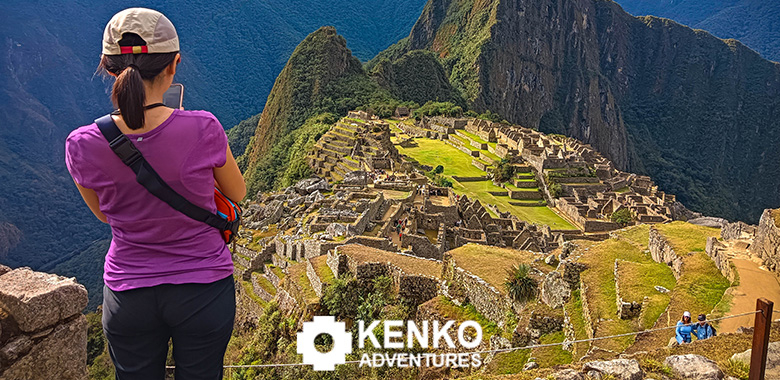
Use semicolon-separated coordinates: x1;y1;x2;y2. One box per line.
694;313;716;340
675;311;697;344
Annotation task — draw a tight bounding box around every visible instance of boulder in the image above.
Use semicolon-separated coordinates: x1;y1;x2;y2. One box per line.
306;190;324;203
731;341;780;379
262;200;284;225
523;361;539;371
287;196;305;208
294;177;329;195
583;359;643;380
550;369;584;380
343;170;368;186
0;268;87;332
326;223;347;237
540;271;571;309
0;264;12;276
544;254;559;266
655;285;670;293
489;334;511;350
687;217;728;228
664;354;724;380
1;314;87;380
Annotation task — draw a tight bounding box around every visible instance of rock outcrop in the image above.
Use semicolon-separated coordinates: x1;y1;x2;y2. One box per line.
583;359;643;380
0;267;88;379
750;209;780;273
664;354;724;380
540;270;571;309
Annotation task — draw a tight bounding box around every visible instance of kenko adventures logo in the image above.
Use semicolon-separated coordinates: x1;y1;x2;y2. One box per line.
296;316;483;371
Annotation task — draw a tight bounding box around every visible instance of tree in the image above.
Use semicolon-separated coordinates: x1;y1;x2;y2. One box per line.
491;158;515;182
611;208;634;226
504;264;538;303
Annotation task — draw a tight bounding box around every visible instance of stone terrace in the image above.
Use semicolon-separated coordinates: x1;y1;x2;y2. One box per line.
308;111;399;182
450;118;679;233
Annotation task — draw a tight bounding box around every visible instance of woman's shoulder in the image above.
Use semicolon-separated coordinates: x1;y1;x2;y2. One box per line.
66;123;102;147
175;110;220;124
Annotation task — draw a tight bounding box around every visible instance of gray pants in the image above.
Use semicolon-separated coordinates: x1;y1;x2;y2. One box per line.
102;276;235;379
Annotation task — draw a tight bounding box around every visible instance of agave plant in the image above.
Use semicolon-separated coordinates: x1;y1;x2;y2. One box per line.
505;264;538;303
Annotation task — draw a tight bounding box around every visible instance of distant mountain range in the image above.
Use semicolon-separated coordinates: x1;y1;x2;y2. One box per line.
615;0;780;62
0;0;426;305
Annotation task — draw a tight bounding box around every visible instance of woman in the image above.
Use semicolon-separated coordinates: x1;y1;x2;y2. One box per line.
675;311;698;344
65;8;246;379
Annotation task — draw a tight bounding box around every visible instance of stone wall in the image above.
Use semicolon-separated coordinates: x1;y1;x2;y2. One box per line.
648;227;684;279
442;254;513;326
347;194;384;236
235;277;266;331
330;246;440;306
0;267;88;379
234;245;274;280
401;233;442;260
750;209;780;273
614;260;642;319
250;272;274;302
306;259;326;298
398;275;439;305
580;281;596;339
721;220;757;240
705;237;736;282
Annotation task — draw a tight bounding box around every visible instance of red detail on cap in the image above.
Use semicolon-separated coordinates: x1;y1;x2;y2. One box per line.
120;46;148;54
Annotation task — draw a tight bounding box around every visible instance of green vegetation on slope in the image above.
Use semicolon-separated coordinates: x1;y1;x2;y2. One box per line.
370;50;465;106
240;26;396;194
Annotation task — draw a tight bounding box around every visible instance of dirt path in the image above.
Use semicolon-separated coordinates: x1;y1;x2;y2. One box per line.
719;254;780;332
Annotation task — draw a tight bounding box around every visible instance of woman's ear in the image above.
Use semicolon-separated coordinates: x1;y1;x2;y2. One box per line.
167;53;181;76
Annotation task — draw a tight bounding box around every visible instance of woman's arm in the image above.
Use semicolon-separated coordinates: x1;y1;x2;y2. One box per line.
214;144;246;202
73;181;108;223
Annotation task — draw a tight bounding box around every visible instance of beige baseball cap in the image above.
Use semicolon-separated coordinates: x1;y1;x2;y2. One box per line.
102;8;179;55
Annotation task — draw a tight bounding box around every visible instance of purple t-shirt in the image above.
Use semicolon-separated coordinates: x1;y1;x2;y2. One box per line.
65;109;234;291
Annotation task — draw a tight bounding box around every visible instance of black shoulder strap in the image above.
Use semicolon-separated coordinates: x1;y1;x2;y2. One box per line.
94;114;233;231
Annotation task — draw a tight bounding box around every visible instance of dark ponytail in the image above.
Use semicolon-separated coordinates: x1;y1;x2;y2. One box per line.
98;33;178;130
113;65;146;130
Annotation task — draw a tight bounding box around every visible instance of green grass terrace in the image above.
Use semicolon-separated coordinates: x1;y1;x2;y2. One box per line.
396;137;577;230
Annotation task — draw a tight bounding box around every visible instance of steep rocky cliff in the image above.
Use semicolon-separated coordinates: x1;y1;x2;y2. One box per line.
376;0;780;222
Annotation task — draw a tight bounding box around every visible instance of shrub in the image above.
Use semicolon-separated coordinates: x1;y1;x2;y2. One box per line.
504;264;538;303
432;165;444;174
641;358;673;377
548;182;563;198
720;359;749;380
322;275;362;319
